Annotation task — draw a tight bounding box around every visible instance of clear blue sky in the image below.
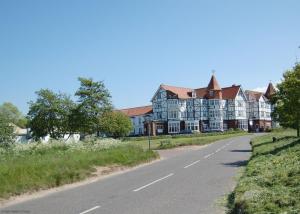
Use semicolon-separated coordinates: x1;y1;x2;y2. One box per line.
1;0;300;114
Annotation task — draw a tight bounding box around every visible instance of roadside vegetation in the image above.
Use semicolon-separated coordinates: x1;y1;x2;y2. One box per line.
126;130;249;150
227;129;300;213
0;139;157;199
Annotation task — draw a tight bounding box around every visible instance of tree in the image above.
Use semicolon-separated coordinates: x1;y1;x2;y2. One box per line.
75;77;112;136
0;102;27;128
272;63;300;137
0;114;15;147
27;89;75;139
100;111;133;138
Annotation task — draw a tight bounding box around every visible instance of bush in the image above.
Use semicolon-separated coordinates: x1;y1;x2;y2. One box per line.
0;116;15;148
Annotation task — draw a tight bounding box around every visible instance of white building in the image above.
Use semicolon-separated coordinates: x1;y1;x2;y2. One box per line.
120;105;153;136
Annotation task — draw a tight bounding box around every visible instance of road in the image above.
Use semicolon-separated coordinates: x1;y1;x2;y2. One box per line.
0;135;256;214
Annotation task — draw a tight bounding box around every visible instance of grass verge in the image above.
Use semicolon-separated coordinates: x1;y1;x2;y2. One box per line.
128;131;250;150
0;142;157;199
227;129;300;214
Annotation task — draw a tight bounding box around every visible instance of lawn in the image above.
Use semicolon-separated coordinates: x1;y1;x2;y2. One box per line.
126;131;250;150
0;139;157;199
228;129;300;214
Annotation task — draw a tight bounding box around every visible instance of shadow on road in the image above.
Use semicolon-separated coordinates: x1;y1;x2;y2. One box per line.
222;160;248;167
230;149;252;153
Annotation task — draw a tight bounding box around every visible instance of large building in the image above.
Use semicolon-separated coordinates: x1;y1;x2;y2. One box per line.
120;75;276;136
245;83;276;132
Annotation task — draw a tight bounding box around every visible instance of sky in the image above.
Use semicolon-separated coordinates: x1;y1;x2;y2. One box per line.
0;0;300;114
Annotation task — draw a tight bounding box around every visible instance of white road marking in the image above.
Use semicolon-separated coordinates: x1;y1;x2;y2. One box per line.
133;173;174;192
204;153;214;159
184;160;201;169
79;206;101;214
215;148;221;153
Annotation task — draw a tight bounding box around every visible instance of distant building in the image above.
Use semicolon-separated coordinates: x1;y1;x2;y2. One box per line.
245;83;276;132
120;75;275;136
120;105;153;136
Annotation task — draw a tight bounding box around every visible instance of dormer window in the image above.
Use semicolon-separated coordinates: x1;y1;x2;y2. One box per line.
192;90;196;98
209;90;214;97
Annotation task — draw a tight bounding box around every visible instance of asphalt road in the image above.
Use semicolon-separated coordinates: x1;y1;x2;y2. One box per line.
0;134;257;214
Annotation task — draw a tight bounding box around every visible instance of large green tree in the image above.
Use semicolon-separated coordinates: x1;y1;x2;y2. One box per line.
27;89;75;139
0;114;15;147
75;77;112;136
99;111;133;138
0;102;27;128
272;63;300;137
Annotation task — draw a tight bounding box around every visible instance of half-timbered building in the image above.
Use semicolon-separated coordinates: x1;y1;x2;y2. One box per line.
120;76;276;136
245;83;276;132
148;75;248;135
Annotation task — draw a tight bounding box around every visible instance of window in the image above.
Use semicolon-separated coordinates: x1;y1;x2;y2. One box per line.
168;99;178;105
187;111;193;118
238;110;244;117
168;110;179;119
238;101;243;107
238;120;248;130
138;117;143;125
209;91;214;97
210;121;221;130
187;99;193;106
156;112;162;119
157;92;161;99
186;121;199;131
168;122;180;133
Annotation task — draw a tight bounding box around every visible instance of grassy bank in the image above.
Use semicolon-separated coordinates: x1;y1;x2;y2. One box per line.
128;131;250;150
0;140;157;199
228;129;300;214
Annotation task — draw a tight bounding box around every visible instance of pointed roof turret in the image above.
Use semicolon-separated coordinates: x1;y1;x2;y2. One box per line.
207;74;221;90
265;82;276;99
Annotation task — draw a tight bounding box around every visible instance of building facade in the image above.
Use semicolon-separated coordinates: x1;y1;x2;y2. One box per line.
245;83;276;132
149;75;248;135
120;105;153;136
120;75;276;136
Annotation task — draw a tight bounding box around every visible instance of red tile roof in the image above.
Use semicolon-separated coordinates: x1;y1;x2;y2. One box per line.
194;87;207;98
119;105;153;117
222;85;241;99
245;90;263;101
160;84;193;99
265;83;276;99
207;75;221;90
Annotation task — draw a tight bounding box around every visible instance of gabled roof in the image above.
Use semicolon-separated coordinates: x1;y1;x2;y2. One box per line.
207;75;221;90
119;105;153;117
265;83;276;99
161;84;193;99
222;85;241;99
194;87;207;98
245;90;263;102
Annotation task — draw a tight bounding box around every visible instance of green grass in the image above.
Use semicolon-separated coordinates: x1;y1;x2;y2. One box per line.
128;131;250;150
228;129;300;214
0;143;157;199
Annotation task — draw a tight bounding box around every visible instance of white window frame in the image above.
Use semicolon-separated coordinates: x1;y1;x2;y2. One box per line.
168;122;180;133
